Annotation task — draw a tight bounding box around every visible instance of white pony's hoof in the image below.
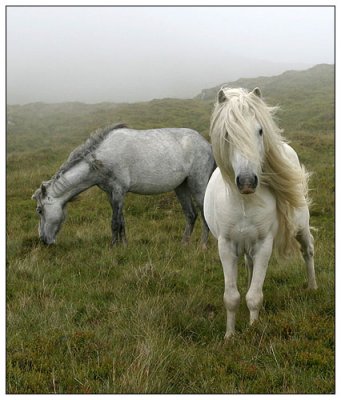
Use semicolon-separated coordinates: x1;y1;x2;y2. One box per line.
308;283;318;290
224;331;235;341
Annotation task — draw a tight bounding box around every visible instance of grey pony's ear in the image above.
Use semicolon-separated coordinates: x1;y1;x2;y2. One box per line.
32;187;40;200
32;182;48;200
251;87;262;98
218;89;227;103
41;184;47;196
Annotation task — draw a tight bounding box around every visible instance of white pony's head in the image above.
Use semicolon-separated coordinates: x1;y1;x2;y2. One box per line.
210;87;267;194
32;183;66;245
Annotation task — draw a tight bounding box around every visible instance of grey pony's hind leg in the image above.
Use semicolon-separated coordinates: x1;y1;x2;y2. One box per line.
199;211;209;249
187;178;210;249
296;228;317;289
175;181;197;244
108;190;127;246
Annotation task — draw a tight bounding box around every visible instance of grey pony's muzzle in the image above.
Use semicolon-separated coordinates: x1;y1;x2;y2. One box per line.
39;235;55;245
236;174;258;194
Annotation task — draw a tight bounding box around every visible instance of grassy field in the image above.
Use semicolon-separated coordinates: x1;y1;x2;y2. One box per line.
6;67;334;394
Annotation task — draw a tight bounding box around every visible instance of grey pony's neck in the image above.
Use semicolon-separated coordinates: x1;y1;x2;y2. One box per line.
50;159;99;205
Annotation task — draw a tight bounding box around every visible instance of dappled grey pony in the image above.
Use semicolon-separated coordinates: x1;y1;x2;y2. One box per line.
32;124;215;246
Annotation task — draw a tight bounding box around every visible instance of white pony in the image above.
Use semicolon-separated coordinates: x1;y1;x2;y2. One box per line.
204;87;317;340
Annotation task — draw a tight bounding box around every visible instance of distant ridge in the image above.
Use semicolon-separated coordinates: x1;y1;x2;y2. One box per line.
196;64;334;132
196;64;334;101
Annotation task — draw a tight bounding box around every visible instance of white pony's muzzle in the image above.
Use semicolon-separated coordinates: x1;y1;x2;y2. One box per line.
236;174;258;194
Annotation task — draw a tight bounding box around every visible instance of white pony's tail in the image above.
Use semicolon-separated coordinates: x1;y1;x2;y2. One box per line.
272;162;312;258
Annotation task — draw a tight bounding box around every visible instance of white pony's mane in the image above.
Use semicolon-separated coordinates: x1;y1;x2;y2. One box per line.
210;87;310;257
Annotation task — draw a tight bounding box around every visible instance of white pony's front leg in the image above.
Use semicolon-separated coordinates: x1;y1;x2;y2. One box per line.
246;235;274;325
218;237;240;340
245;254;253;289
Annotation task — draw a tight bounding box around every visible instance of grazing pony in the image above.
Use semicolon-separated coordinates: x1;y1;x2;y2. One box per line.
32;125;215;246
204;87;317;339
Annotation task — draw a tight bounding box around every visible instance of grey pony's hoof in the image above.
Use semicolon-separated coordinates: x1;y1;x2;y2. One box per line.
201;243;208;251
181;237;190;246
111;238;128;247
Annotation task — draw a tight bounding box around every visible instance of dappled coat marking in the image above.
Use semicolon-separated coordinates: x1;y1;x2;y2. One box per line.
204;87;317;340
32;124;215;246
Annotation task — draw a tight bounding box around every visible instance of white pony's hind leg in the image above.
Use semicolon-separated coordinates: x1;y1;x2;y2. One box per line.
218;237;240;340
296;228;318;289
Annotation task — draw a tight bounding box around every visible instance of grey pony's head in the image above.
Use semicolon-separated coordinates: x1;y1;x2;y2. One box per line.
32;182;65;245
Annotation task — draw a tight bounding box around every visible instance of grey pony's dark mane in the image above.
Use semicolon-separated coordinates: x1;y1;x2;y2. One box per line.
53;123;127;180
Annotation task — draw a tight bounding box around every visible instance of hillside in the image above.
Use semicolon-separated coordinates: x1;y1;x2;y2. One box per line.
7;99;212;154
7;64;334;155
197;64;334;133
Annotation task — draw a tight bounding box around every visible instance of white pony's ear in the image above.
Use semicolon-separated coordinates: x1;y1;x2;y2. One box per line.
251;87;262;98
218;89;227;103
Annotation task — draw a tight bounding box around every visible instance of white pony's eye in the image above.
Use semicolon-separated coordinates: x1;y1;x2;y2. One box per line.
259;128;263;136
36;206;43;215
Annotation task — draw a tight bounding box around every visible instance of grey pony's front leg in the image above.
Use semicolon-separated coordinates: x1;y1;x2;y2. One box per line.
109;190;127;246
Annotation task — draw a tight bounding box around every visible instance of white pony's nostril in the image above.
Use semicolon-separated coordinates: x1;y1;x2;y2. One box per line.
254;175;258;187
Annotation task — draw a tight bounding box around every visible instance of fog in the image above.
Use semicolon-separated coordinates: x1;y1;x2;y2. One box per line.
7;6;334;105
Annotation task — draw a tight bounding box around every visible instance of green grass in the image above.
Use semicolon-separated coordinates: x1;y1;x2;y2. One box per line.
6;67;334;393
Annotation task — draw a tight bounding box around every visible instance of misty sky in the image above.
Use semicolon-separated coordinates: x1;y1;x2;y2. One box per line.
7;6;334;104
